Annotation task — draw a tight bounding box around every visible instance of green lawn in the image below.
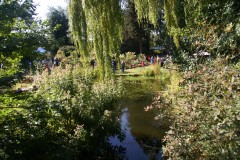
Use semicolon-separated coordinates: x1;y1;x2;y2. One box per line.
116;65;153;76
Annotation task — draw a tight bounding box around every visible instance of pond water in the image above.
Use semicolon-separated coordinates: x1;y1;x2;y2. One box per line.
110;79;169;160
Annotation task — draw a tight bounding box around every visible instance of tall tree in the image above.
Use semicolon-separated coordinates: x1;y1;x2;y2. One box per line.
69;0;123;79
68;0;163;78
121;0;150;54
68;0;240;75
47;6;70;54
149;9;175;53
0;0;48;87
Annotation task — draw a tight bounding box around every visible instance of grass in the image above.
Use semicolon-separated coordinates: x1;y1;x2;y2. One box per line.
116;65;153;76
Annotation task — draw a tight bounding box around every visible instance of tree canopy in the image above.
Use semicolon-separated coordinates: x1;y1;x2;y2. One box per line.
121;0;150;54
69;0;240;75
46;6;70;54
0;0;47;87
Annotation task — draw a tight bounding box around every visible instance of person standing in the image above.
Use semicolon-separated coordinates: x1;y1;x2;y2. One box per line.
55;58;59;66
121;60;125;73
150;56;154;64
141;60;145;68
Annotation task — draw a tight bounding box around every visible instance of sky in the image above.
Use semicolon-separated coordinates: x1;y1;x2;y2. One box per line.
33;0;68;19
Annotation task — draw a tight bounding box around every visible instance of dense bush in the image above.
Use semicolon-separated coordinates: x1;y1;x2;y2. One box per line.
125;52;137;68
0;65;123;159
141;68;155;77
154;58;240;159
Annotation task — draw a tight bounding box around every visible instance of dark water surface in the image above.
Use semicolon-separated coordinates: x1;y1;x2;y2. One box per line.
110;79;169;160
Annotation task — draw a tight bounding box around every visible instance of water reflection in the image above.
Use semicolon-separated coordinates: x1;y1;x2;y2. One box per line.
110;79;168;160
111;108;150;159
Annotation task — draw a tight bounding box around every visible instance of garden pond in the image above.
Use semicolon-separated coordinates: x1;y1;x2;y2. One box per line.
110;78;169;159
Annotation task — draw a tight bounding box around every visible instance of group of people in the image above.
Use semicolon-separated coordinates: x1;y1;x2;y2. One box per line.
91;54;166;74
148;55;165;67
149;55;160;64
90;58;125;73
112;59;126;73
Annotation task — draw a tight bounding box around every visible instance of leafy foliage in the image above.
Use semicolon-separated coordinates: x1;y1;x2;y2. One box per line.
0;53;22;88
134;0;162;26
153;58;240;159
0;0;49;87
165;0;240;55
141;68;155;77
124;51;136;67
0;65;124;159
46;6;70;54
121;0;150;54
0;0;48;60
69;0;123;78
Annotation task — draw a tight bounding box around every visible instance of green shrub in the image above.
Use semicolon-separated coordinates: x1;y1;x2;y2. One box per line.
36;64;124;158
141;68;155;77
125;52;136;67
0;64;123;159
138;53;146;62
156;58;240;159
0;53;22;88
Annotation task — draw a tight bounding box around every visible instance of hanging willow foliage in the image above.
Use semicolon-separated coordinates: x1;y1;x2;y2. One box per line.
69;0;123;79
133;0;188;48
163;0;182;47
133;0;162;26
69;0;207;71
69;0;88;57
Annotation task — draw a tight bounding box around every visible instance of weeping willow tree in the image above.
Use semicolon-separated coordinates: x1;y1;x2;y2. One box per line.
133;0;187;48
163;0;179;47
68;0;164;78
69;0;239;77
69;0;123;79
